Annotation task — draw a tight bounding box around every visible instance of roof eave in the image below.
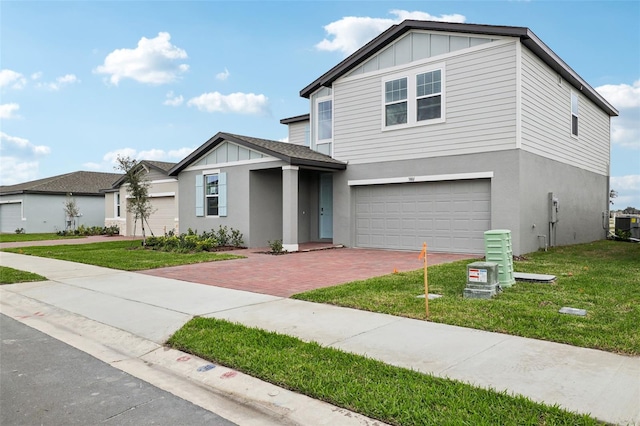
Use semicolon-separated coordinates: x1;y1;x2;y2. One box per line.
280;113;310;124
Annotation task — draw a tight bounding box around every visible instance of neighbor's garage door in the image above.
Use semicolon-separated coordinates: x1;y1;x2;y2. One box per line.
127;196;176;237
355;179;490;253
146;196;176;236
0;203;23;233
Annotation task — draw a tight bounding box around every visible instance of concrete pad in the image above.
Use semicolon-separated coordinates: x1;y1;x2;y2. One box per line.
332;317;512;374
10;282;190;343
205;298;402;346
61;272;282;315
441;336;640;425
514;272;556;283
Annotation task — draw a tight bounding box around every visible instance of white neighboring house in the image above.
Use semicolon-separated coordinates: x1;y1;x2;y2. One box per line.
104;160;179;237
0;171;122;233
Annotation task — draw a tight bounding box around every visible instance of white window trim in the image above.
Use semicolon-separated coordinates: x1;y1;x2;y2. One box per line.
381;62;445;131
570;91;579;139
315;95;333;146
115;193;121;218
203;169;221;218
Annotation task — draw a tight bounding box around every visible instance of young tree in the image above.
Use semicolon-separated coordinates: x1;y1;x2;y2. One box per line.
115;156;155;245
63;193;80;231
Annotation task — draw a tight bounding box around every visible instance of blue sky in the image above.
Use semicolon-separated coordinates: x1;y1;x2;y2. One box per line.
1;1;639;207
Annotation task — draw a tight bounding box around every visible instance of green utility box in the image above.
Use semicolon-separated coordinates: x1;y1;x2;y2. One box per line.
484;229;516;288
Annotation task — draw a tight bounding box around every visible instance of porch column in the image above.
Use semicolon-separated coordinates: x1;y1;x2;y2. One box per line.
282;165;299;252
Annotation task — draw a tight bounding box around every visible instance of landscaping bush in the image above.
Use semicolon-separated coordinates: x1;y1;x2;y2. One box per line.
56;225;120;237
144;227;244;253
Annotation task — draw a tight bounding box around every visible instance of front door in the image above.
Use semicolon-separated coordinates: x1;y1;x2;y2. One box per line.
319;173;333;239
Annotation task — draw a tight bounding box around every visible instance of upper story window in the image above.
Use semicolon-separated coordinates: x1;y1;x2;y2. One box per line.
317;99;333;141
571;92;579;137
382;64;445;130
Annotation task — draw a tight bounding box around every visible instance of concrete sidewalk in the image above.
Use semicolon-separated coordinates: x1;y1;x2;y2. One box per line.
1;252;638;425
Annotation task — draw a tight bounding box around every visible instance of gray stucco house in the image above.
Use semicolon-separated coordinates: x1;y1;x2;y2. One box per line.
0;171;121;233
104;160;179;237
172;20;617;255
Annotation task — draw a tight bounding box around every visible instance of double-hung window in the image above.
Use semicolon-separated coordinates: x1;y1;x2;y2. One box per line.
571;92;579;137
383;64;444;129
317;100;332;141
385;78;408;126
195;171;227;217
416;70;442;121
115;193;121;217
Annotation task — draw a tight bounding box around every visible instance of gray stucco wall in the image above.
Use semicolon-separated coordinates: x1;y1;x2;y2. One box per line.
0;193;106;233
249;169;282;247
518;150;608;254
332;149;605;256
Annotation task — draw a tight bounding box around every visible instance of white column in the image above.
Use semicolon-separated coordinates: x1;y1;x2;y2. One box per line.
282;166;299;252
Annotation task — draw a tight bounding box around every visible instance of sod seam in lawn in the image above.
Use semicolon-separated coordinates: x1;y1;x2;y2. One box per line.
292;241;640;355
168;317;600;426
1;240;244;271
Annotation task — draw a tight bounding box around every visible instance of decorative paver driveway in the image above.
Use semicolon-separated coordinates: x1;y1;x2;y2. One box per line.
140;247;479;297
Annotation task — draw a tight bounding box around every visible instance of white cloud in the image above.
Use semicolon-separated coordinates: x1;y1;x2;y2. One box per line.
0;131;51;155
216;68;230;81
37;74;80;91
316;9;466;56
279;136;289;143
187;91;269;115
0;69;27;89
31;72;43;80
86;146;195;171
163;90;184;106
0;103;21;119
94;32;189;85
597;79;640;150
610;175;640;209
0;157;40;185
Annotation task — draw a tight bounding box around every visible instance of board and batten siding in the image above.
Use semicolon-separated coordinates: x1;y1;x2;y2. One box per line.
520;47;610;176
332;40;518;164
287;120;309;146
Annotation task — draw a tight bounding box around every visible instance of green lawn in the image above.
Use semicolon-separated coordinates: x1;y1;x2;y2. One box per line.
1;240;244;271
0;233;84;243
168;318;599;426
0;266;47;284
293;241;640;355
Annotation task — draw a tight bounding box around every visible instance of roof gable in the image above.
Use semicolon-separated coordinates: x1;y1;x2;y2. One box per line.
192;141;268;168
111;160;177;188
301;20;617;117
169;132;346;175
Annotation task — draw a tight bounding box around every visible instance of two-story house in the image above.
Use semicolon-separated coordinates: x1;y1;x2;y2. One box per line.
172;20;617;255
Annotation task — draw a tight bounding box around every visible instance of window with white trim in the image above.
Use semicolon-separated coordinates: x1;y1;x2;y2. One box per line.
571;92;579;137
115;193;121;217
195;172;227;217
382;64;444;129
317;99;332;141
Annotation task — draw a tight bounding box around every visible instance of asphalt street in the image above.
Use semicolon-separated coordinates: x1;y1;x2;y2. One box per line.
0;314;236;426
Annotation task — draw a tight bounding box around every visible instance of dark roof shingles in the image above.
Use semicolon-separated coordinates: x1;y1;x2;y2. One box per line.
0;171;122;195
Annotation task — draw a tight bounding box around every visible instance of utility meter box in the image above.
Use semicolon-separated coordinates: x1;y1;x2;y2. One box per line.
484;229;516;288
464;261;500;299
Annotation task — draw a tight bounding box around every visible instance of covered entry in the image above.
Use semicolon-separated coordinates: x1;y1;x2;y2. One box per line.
354;179;490;253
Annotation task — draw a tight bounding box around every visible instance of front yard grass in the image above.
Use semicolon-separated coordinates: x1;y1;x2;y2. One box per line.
293;240;640;355
168;317;599;426
0;233;84;243
1;240;244;271
0;266;47;284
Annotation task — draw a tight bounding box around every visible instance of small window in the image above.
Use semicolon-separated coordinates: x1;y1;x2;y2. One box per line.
304;124;310;147
571;92;579;137
416;70;442;121
317;100;332;140
205;174;219;216
115;193;121;217
385;78;408;126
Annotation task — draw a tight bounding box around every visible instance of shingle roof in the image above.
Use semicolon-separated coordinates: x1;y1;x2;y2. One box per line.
110;160;178;188
0;171;123;196
169;132;346;175
300;20;618;117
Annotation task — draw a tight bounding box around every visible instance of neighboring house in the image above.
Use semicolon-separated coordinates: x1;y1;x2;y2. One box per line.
105;160;179;237
0;171;121;233
166;20;617;255
278;20;618;255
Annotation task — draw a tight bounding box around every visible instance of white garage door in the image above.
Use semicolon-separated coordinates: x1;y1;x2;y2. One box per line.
127;196;176;237
0;203;23;234
355;179;490;253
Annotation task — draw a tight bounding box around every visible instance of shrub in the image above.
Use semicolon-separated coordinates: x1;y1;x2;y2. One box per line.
140;227;244;253
268;239;285;254
14;228;25;234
